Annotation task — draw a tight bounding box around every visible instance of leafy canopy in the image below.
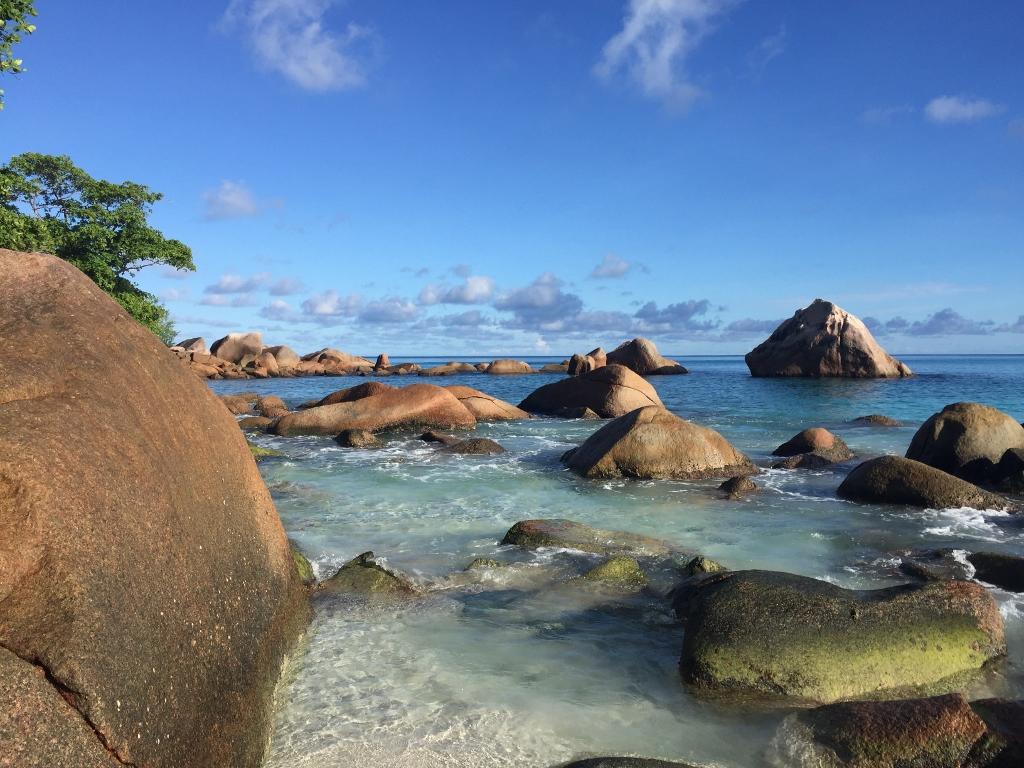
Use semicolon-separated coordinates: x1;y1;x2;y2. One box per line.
0;153;195;343
0;1;36;109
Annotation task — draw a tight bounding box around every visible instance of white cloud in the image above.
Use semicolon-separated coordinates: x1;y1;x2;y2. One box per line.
269;277;305;295
419;275;496;305
199;293;259;307
924;95;1004;124
591;253;632;279
861;105;914;125
160;288;189;302
301;289;362;318
747;24;786;78
222;0;376;91
260;299;296;321
359;297;419;323
594;0;737;110
205;272;272;294
202;180;264;220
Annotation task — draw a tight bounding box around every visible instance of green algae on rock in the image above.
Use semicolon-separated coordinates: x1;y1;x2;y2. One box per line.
837;456;1014;510
582;556;648;588
501;519;676;557
248;441;283;461
320;552;419;596
290;541;316;586
674;570;1005;704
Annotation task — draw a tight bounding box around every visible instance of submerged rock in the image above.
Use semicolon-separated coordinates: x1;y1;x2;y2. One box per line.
898;549;973;582
335;429;380;448
564;406;756;480
906;402;1024;484
320;552;418;596
465;558;505;571
290;541;316;586
441;437;507;455
518;364;663;419
674;570;1005;703
221;391;259;414
501;519;675;557
837;456;1014;510
420;430;460;446
273;382;476;436
445;384;530;421
968;552;1024;593
719;476;758;497
582;556;647;587
0;250;307;767
248;441;283;461
851;414;902;427
745;299;912;378
558;758;699;768
606;338;687;375
772;452;841;469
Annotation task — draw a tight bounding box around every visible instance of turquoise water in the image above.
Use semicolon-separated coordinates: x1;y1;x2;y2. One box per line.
212;356;1024;768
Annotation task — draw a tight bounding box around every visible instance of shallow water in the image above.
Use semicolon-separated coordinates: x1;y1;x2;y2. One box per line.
211;355;1024;768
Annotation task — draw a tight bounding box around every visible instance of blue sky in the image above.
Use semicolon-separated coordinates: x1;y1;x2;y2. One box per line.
3;0;1023;355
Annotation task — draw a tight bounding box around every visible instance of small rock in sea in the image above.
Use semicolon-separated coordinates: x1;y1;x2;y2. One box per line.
683;556;726;576
248;441;283;461
442;438;506;455
771;452;837;470
501;519;676;557
582;556;647;588
465;558;505;571
897;549;972;582
238;415;273;431
559;758;699;767
968;551;1024;592
718;476;757;497
220;392;259;414
605;338;687;376
256;394;289;418
420;430;459;446
335;429;379;448
851;414;901;426
320;552;419;596
772;427;853;465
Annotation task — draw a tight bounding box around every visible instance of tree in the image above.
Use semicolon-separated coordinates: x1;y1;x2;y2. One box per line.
1;1;36;109
0;153;195;343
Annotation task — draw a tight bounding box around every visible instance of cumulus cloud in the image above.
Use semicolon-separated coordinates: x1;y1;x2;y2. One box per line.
419;275;496;305
204;272;272;294
199;293;259;307
905;308;995;335
590;253;632;279
996;315;1024;333
269;277;305;295
260;299;296;321
861;105;914;125
202;180;267;220
494;272;584;330
222;0;377;91
439;310;493;328
633;299;718;332
594;0;737;110
160;288;189;302
359;297;419;323
301;289;362;320
924;95;1004;124
722;317;781;335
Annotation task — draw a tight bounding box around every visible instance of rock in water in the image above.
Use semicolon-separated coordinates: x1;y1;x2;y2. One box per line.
501;519;676;557
264;344;300;371
851;414;901;427
564;406;756;480
567;347;607;376
210;330;264;365
582;556;648;587
674;570;1004;703
441;438;507;455
745;299;912;378
606;338;687;375
374;353;391;370
518;364;663;418
272;383;477;436
558;760;699;768
0;250;307;768
256;394;288;418
719;476;757;497
320;552;418;595
445;385;530;421
837;456;1014;510
906;402;1024;484
486;358;535;374
335;429;380;448
967;552;1024;593
773;427;851;458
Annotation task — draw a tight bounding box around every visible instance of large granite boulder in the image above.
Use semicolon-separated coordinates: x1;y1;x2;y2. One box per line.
300;347;373;372
210;331;264;365
501;519;676;557
264;344;300;371
606;338;687;375
745;299;912;378
272;382;476;436
518;365;663;419
418;361;478;376
0;251;307;768
175;336;207;354
674;570;1004;703
567;347;607;376
314;381;393;407
486;358;535;374
563;406;756;480
906;402;1024;484
445;385;529;421
837;456;1014;510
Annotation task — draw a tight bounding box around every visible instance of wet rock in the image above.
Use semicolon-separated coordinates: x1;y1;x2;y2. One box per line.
851;414;901;427
557;759;699;768
719;476;758;497
906;402;1024;484
221;392;259;414
582;556;647;587
564;406;756;480
683;556;726;576
774;427;852;458
970;698;1024;768
771;452;842;469
248;441;283;461
335;429;380;448
968;552;1024;592
674;570;1005;703
256;394;289;418
420;430;460;446
486;358;535;374
441;438;507;455
238;415;273;431
501;519;675;557
320;552;418;596
518;364;663;419
897;549;972;582
745;299;912;378
445;385;530;421
290;541;316;586
837;456;1014;510
606;338;687;375
770;694;990;768
273;383;476;436
465;558;505;571
995;448;1024;494
553;406;602;419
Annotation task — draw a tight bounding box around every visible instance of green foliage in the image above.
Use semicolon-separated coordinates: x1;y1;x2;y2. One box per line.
0;153;195;343
0;1;37;109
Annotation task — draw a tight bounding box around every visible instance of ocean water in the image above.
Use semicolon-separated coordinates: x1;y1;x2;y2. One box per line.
211;355;1024;768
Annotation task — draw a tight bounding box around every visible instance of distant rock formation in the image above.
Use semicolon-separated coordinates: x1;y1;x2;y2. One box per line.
567;347;606;376
745;299;912;378
606;338;687;375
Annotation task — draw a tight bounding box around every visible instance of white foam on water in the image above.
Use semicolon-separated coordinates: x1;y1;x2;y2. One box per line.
920;507;1012;542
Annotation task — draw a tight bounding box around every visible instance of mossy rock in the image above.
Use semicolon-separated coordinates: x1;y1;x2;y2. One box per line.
557;759;698;768
501;519;675;557
683;556;725;576
289;541;315;586
583;556;647;587
320;552;418;596
465;558;505;571
675;570;1005;704
247;441;282;461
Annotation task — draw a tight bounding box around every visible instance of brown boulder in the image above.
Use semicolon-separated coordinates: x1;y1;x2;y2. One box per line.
837;456;1014;510
418;362;477;376
0;251;307;767
606;338;687;375
254;350;280;376
567;347;607;376
486;359;535;374
564;406;756;480
238;416;273;431
518;364;663;418
851;414;902;427
772;427;854;466
335;429;379;448
221;392;259;414
300;347;373;372
906;402;1024;484
745;299;912;378
175;336;207;354
264;345;300;371
374;353;391;370
441;438;506;455
420;430;459;446
445;385;530;421
315;381;393;407
272;383;476;436
256;395;289;418
720;476;758;497
210;331;264;365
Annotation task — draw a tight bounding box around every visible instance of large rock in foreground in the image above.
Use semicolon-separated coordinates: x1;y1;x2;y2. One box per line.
674;570;1004;703
606;338;687;375
745;299;912;378
906;402;1024;484
837;456;1014;510
445;385;530;421
273;382;476;436
0;251;307;768
518;365;663;418
564;406;756;480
